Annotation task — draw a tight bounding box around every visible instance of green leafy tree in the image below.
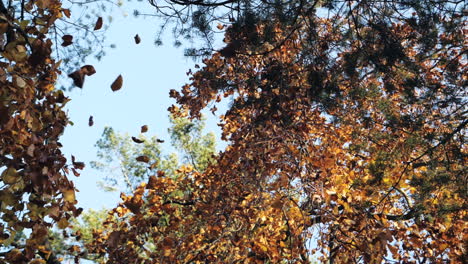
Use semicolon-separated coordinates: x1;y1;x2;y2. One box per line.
91;114;216;191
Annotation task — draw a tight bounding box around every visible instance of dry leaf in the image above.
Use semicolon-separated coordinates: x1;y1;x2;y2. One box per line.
61;35;73;47
68;70;85;88
136;156;150;163
94;17;103;30
131;136;144;143
134;34;141;44
68;65;95;88
88;116;94;127
81;65;96;76
111;75;123;91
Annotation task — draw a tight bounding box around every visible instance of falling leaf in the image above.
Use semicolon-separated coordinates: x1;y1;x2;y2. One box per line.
68;70;85;88
136;156;150;163
94;17;103;30
68;65;95;88
71;155;85;170
81;65;96;76
111;75;123;91
141;125;148;133
61;35;73;47
134;34;141;44
62;9;71;18
131;136;144;143
88;116;94;126
156;139;165;143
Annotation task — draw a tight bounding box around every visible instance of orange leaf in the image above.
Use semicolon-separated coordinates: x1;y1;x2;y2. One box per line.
136;156;150;163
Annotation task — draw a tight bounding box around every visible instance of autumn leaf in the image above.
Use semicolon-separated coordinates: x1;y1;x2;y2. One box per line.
62;9;71;18
88;115;94;126
63;189;76;203
111;75;123;91
68;65;95;88
81;65;96;76
131;136;144;143
134;34;141;44
61;35;73;47
1;167;19;184
141;125;148;133
156;139;165;143
136;156;150;163
68;70;85;88
94;17;103;30
57;218;69;229
71;155;85;170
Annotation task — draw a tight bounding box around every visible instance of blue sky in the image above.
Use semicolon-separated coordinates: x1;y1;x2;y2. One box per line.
59;3;224;211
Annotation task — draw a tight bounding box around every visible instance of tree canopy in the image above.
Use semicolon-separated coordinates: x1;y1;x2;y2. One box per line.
0;0;466;263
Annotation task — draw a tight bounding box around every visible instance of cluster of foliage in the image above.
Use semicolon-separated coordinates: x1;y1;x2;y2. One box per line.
86;0;467;263
48;116;216;262
0;0;83;262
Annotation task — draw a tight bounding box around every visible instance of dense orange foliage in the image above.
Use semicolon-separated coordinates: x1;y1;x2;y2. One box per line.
0;0;82;262
87;3;466;263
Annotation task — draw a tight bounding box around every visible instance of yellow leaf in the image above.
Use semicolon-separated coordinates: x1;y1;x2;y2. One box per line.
57;218;69;229
63;189;76;203
1;167;20;184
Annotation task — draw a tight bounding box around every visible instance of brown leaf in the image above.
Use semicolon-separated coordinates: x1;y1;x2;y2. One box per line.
157;139;165;143
62;9;71;18
147;175;158;189
134;34;141;44
88;116;94;127
94;17;103;30
81;65;96;76
141;125;148;133
71;168;80;177
111;75;123;91
71;155;85;170
61;35;73;47
27;144;35;157
106;231;122;248
68;65;95;88
131;136;144;143
68;70;85;88
136;155;150;163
